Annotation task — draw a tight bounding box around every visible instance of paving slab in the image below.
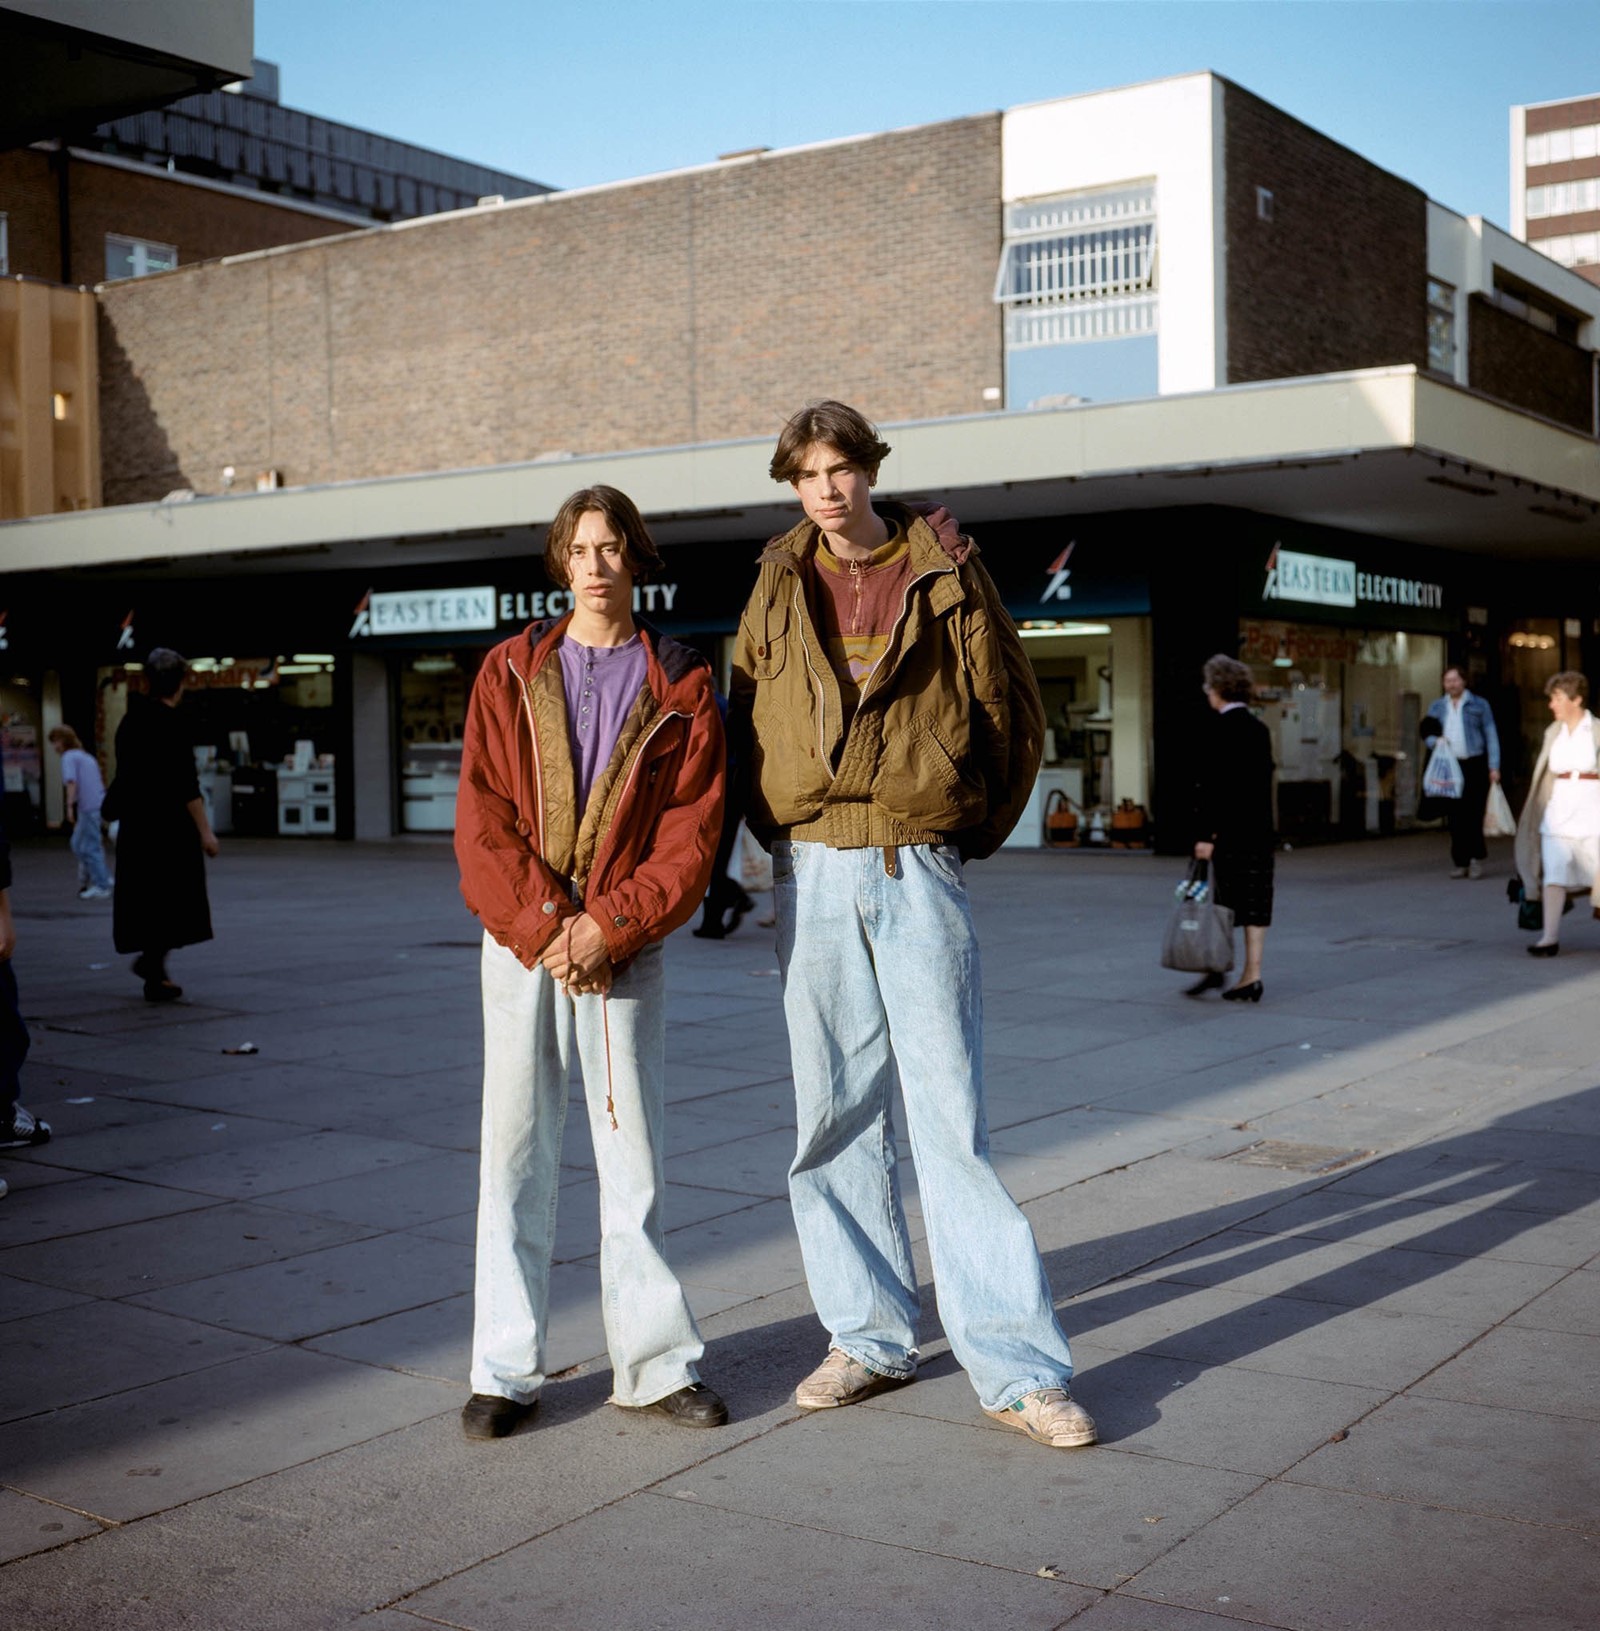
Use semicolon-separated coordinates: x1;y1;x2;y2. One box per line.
0;1172;214;1242
5;1108;309;1175
1506;1265;1600;1334
1125;1226;1571;1324
1127;1479;1599;1630
128;1230;475;1341
1060;1598;1298;1631
0;1298;273;1425
0;1345;459;1523
1410;1322;1600;1420
651;1405;1260;1590
0;1200;373;1297
1068;1278;1487;1392
0;1491;104;1565
662;1195;808;1296
117;1129;441;1200
0;1272;92;1320
401;1490;1101;1631
1228;1187;1600;1268
660;1125;796;1199
256;1150;481;1231
1290;1392;1600;1530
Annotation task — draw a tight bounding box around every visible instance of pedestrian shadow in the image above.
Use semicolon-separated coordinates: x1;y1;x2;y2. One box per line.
1039;1081;1600;1443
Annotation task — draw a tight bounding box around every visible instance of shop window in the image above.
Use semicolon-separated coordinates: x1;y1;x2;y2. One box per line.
1239;620;1446;840
105;233;178;281
399;652;473;832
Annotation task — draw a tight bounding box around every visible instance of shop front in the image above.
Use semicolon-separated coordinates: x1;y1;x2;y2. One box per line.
1237;535;1461;841
973;517;1154;848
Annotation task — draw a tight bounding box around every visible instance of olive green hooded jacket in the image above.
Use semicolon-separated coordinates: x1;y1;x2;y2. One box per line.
728;503;1044;860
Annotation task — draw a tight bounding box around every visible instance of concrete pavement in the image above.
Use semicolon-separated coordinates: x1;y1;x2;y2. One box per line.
0;831;1595;1630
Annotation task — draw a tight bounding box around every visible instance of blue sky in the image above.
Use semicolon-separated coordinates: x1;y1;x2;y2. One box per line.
255;1;1585;223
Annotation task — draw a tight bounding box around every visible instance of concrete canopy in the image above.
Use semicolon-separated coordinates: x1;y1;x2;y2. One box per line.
3;366;1598;579
0;0;253;148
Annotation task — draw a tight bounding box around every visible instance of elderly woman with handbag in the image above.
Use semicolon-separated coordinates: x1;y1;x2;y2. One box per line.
1188;654;1276;1002
1515;670;1600;957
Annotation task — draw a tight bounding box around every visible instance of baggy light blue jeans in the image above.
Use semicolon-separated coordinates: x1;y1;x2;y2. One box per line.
470;932;704;1407
774;840;1075;1413
71;813;112;892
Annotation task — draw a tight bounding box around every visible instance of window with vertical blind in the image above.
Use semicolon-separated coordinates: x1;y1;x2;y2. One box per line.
993;183;1158;348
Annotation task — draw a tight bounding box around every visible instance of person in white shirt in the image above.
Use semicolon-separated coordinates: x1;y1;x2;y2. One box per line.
1513;671;1600;957
1425;667;1501;879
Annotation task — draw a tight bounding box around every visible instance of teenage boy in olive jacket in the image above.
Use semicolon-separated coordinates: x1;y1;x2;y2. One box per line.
728;401;1096;1450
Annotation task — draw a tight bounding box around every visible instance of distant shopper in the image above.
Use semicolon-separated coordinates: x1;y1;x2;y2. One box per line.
1189;655;1275;1003
454;484;729;1440
107;649;218;1002
1;742;53;1193
1515;671;1600;958
49;725;113;900
1427;666;1501;879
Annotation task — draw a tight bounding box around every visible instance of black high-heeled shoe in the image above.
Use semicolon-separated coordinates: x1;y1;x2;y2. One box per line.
1221;980;1264;1003
1184;971;1225;997
1526;942;1560;958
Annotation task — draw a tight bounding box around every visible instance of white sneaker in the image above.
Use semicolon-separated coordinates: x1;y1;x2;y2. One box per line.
1467;861;1483;880
79;886;112;900
986;1387;1098;1448
794;1349;912;1410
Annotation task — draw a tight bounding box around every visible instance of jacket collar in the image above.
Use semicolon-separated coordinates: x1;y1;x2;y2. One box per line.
759;501;964;580
514;613;707;704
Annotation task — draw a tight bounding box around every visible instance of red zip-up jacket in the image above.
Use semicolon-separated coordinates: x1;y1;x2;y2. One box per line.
455;616;726;971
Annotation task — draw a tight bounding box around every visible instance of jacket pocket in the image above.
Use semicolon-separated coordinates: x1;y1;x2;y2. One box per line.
872;717;984;829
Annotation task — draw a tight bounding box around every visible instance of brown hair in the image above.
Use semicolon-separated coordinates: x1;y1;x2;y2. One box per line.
543;485;662;589
1546;670;1588;704
48;725;82;751
769;400;892;485
1203;654;1255;704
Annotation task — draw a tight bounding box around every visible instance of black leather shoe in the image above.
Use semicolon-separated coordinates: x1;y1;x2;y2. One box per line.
1184;971;1225;997
461;1393;537;1439
1527;942;1560;958
1221;980;1264;1003
627;1382;728;1428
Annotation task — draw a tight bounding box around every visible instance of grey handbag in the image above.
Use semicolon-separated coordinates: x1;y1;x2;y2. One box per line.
1161;860;1236;974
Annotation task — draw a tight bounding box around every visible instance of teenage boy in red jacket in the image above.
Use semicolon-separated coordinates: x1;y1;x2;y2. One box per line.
454;485;728;1438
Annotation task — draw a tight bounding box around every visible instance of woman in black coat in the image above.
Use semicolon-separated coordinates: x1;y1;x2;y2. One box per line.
1189;653;1276;1003
109;649;218;1002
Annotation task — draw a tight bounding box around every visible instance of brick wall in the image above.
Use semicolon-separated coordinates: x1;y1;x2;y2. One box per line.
0;147;358;285
1468;294;1595;432
1223;82;1428;383
0;149;62;279
97;116;1003;504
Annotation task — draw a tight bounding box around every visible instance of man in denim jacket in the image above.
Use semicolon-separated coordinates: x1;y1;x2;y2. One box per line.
1427;666;1501;878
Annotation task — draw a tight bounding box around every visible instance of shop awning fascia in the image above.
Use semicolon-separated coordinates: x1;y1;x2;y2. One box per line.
3;365;1597;576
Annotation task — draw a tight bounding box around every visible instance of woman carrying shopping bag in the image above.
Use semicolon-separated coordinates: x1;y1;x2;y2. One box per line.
1185;655;1276;1003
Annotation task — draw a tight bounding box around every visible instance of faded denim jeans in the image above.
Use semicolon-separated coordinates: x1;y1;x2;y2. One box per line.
71;814;112;892
471;933;703;1407
774;840;1074;1412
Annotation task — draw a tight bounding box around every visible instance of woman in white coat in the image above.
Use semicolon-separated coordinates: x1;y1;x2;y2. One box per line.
1514;671;1600;956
